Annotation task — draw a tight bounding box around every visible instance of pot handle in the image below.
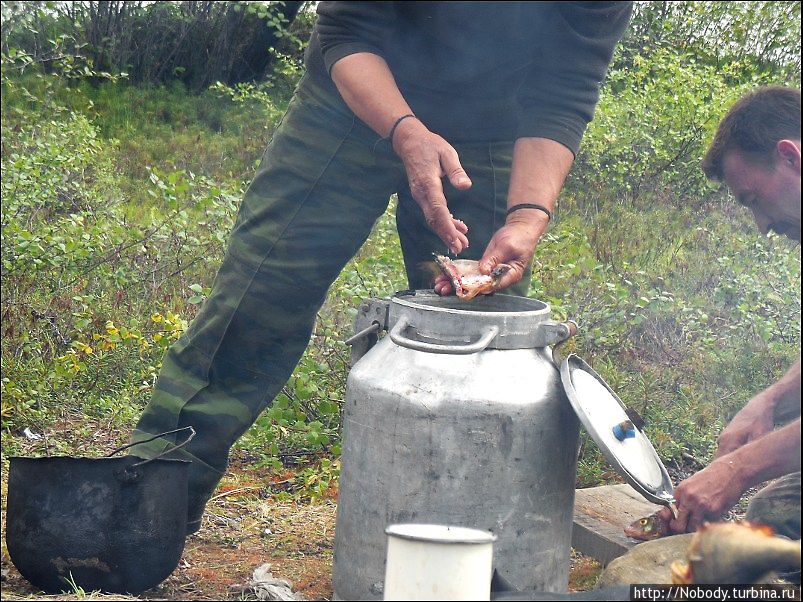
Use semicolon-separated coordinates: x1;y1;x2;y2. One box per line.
107;426;196;468
389;316;499;355
109;427;196;484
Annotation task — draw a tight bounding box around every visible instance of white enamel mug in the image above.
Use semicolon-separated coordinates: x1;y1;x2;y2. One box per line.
383;524;497;601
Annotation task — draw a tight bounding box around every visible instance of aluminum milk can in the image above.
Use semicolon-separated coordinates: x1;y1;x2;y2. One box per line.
332;291;580;600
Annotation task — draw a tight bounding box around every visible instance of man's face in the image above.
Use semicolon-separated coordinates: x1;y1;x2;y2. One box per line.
721;141;801;242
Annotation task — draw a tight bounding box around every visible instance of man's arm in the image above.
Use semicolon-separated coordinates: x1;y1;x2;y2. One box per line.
329;53;471;256
664;418;801;533
477;2;632;289
716;359;801;458
316;2;469;256
477;139;574;290
515;2;633;154
659;360;801;533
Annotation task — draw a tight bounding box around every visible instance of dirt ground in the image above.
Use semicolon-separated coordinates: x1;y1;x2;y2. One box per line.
5;445;774;601
1;447;604;601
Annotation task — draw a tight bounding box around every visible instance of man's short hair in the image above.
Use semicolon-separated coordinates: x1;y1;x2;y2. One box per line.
703;86;801;182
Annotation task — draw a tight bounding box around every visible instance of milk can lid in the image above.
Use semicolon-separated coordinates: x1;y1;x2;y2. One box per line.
560;354;675;508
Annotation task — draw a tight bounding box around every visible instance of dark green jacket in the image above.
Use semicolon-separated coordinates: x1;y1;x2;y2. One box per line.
305;1;633;151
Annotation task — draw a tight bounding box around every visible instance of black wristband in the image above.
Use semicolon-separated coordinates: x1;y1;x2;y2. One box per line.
387;114;416;146
506;203;553;222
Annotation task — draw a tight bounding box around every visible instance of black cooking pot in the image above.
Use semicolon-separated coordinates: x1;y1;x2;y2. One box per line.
5;427;194;595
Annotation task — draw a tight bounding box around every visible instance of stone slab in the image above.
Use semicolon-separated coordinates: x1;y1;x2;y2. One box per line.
572;484;663;566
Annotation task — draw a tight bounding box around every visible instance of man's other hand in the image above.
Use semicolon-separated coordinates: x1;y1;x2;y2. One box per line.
476;211;547;292
393;119;471;256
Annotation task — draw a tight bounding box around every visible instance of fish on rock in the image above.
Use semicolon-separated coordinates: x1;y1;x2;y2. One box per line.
625;513;672;541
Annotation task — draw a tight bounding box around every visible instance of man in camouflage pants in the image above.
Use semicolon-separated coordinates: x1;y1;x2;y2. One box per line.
131;2;634;534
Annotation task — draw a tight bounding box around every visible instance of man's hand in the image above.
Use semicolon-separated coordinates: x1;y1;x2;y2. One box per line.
478;211;548;291
432;212;547;296
714;393;776;459
659;418;801;534
657;458;746;534
329;53;470;254
393;118;471;256
465;136;572;294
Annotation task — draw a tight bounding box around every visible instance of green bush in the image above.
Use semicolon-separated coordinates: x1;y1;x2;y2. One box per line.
1;2;800;494
572;48;766;209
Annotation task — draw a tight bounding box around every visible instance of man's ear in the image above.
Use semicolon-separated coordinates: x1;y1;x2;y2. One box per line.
776;139;801;174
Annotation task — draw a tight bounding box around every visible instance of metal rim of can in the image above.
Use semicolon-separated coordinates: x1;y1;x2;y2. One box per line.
385;523;497;544
392;290;551;319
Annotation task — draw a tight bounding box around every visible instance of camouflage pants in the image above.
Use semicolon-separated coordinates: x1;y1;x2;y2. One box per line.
747;472;801;583
131;73;528;528
746;472;801;540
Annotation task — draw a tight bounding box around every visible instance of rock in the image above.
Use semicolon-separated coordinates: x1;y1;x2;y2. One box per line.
597;534;694;586
492;586;632;601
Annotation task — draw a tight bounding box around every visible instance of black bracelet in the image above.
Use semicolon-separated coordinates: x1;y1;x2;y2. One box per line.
506;203;553;222
387;114;416;146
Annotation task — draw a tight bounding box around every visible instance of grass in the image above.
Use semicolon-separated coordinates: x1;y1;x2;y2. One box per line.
2;68;800;476
1;64;800;600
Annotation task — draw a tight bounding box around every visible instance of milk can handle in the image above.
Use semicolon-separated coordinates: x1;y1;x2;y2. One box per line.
389;316;499;355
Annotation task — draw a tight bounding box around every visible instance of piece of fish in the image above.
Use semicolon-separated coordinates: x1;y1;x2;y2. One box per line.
432;254;511;300
625;513;672;541
670;522;801;584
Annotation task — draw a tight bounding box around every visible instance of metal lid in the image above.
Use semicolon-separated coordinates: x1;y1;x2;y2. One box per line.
560;354;675;507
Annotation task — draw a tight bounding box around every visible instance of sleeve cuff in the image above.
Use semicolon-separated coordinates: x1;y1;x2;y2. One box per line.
516;115;587;157
324;42;386;75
